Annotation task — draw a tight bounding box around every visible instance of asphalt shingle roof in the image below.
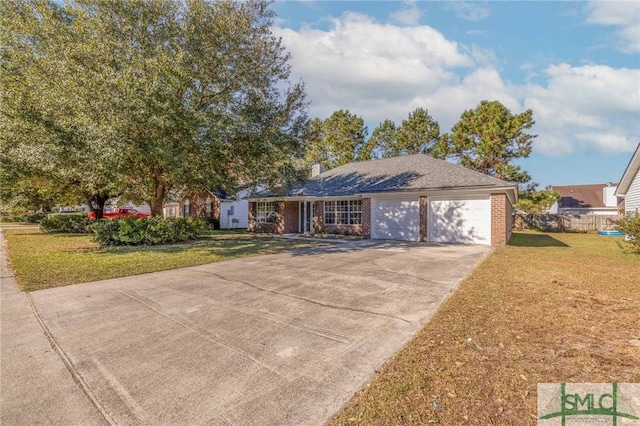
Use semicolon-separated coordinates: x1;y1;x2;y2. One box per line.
552;183;623;209
280;154;514;197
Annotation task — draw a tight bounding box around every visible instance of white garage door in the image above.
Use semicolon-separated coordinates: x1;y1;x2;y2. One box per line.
371;199;420;241
428;197;491;245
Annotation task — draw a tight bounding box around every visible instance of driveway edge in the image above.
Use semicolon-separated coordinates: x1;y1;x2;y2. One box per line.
0;228;107;425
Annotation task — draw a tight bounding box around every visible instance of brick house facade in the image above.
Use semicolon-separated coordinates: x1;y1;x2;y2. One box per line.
248;192;514;247
163;189;221;228
247;155;517;246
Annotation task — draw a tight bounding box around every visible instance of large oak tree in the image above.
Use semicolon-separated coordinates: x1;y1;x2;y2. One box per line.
1;0;307;216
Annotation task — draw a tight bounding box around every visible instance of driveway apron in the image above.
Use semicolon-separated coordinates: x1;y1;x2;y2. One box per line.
12;240;490;425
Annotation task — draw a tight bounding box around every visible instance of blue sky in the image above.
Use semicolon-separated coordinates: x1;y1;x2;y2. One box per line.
271;1;640;188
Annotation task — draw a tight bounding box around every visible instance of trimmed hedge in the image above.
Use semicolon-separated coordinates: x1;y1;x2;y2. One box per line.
39;213;91;233
0;212;48;223
90;216;208;246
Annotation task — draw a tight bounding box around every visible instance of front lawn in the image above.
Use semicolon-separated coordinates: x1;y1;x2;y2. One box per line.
5;229;327;292
334;231;640;425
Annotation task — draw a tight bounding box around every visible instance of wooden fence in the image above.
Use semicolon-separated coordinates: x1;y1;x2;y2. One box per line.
514;214;622;232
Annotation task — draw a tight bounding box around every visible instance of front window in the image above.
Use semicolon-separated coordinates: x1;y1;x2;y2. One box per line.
324;199;362;225
257;201;277;223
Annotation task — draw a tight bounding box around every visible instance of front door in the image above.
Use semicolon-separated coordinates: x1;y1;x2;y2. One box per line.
299;201;314;233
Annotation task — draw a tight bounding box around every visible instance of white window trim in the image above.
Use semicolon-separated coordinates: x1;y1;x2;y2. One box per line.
256;201;278;224
324;199;362;225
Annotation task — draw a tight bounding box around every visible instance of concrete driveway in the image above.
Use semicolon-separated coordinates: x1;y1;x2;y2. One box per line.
3;240;490;425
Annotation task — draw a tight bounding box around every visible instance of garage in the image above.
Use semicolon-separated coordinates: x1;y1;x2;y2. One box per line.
371;198;420;241
428;196;491;245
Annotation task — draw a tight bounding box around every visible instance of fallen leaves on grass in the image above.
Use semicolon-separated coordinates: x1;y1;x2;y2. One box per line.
5;229;327;291
333;232;640;425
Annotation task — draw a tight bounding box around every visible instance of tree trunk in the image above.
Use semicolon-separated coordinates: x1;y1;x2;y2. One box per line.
150;176;166;216
150;196;164;217
85;193;111;219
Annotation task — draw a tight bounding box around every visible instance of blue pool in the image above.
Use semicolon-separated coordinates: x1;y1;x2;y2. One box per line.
598;230;624;236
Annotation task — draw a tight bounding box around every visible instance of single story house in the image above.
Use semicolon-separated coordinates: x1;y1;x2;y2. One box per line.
615;143;640;213
548;183;623;215
163;188;249;229
248;154;517;246
163;189;221;225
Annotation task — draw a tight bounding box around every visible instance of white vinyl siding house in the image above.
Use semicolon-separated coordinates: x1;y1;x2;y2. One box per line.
625;174;640;213
616;143;640;214
220;187;251;229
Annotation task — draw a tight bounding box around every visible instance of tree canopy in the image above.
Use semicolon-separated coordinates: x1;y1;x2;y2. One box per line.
367;109;441;159
1;0;307;216
393;108;441;157
304;110;370;170
515;186;560;213
368;119;397;159
435;100;536;188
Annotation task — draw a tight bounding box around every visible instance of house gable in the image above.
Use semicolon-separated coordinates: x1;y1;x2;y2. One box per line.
615;143;640;213
551;183;622;215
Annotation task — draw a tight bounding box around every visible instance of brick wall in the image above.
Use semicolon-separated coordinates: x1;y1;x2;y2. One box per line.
419;196;428;242
212;198;221;222
276;201;285;234
491;193;510;246
283;201;299;234
313;201;324;233
247;201;279;233
506;197;513;242
361;198;371;238
324;224;363;236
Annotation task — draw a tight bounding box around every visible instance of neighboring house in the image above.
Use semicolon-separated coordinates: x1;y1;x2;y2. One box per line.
163;189;221;225
615;143;640;214
548;183;623;215
247;154;517;246
219;188;249;229
162;188;249;229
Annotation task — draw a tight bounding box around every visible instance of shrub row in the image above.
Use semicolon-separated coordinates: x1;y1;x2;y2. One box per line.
90;216;208;246
0;212;48;223
39;213;91;233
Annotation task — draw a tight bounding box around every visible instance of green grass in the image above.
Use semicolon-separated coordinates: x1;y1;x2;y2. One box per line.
334;231;640;425
5;229;327;292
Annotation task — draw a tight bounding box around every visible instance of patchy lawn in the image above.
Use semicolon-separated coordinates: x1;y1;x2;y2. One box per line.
4;229;327;292
334;231;640;425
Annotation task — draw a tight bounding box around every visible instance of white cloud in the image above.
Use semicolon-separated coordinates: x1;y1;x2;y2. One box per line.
444;1;490;22
274;13;472;120
390;0;423;26
523;64;640;155
585;0;640;53
275;14;639;156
